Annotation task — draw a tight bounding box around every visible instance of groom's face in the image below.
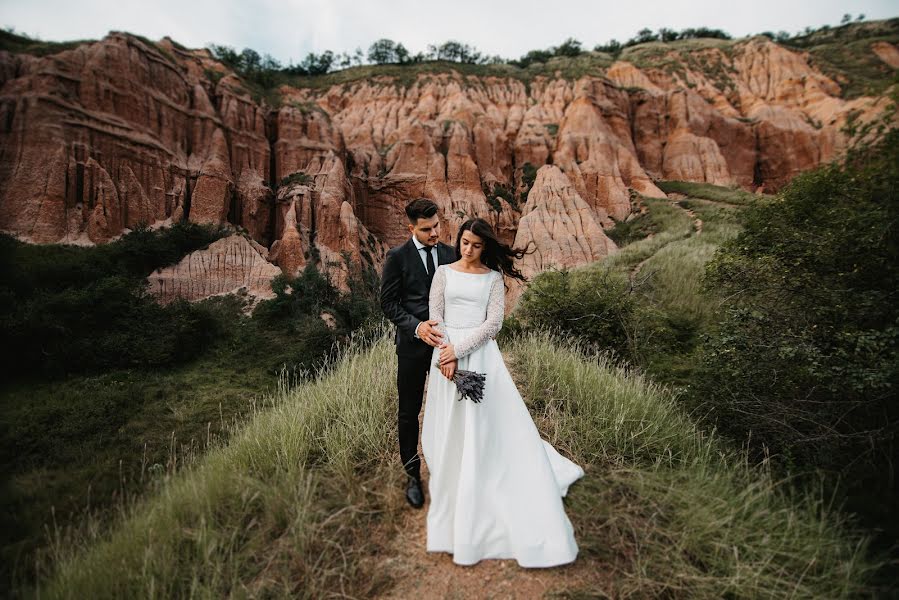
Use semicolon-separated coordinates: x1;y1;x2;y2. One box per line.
409;215;440;247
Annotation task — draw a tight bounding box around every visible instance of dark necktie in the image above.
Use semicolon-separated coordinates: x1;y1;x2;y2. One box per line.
423;246;435;281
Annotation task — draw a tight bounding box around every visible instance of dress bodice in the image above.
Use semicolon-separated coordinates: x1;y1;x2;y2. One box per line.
442;268;498;328
429;265;505;360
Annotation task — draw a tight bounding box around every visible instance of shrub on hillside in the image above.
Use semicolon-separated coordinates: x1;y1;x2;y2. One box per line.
692;128;899;531
515;267;638;361
0;222;229;379
252;260;384;365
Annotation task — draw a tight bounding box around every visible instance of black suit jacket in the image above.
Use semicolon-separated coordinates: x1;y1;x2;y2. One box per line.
380;238;458;358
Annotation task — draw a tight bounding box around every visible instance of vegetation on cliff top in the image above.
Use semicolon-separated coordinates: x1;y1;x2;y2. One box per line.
4;17;896;99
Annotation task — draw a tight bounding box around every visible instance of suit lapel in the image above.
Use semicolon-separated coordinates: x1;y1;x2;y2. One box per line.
407;238;429;282
437;242;454;266
407;239;454;281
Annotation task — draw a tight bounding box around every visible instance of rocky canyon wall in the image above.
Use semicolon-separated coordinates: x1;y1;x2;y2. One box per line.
0;31;895;306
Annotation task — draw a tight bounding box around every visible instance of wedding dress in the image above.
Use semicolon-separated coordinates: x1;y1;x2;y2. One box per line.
421;264;585;567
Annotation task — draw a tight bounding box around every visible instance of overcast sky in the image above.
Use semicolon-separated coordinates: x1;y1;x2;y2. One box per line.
3;0;896;65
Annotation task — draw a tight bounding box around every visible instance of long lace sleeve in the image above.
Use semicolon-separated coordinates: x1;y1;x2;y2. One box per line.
453;271;504;359
429;265;449;342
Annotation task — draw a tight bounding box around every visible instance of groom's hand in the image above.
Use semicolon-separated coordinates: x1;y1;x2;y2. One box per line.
418;320;444;347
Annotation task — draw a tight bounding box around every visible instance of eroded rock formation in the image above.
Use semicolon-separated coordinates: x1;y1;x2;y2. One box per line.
1;29;895;307
148;233;281;304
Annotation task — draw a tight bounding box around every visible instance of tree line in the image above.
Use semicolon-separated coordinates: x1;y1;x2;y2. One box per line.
207;14;874;82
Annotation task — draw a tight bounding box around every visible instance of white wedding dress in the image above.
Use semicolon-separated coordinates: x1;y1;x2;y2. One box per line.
421;264;585;567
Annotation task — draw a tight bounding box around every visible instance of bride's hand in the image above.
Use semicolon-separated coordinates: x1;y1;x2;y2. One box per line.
440;360;456;380
438;343;457;365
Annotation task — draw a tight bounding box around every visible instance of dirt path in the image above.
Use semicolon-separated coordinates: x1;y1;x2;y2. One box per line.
631;246;653;280
667;194;703;236
629;195;703;281
374;378;609;599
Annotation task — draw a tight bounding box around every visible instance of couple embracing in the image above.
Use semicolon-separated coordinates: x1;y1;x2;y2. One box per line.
379;198;584;568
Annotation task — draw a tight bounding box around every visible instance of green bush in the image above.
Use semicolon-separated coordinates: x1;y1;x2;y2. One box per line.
277;171;313;189
0;221;228;296
515;267;638;361
251;260;383;373
605;210;659;246
0;222;229;379
519;162;538;203
692;128;899;538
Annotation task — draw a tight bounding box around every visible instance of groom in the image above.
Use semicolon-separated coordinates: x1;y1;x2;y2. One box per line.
380;198;458;508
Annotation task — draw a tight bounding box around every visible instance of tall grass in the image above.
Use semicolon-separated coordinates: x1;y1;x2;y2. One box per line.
34;327;404;599
28;328;884;598
570;191;746;384
508;333;883;598
678;197;744;243
635;237;721;326
602;198;695;272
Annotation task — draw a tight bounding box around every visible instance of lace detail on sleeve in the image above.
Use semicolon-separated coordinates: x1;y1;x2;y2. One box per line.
428;265;449;343
454;270;504;359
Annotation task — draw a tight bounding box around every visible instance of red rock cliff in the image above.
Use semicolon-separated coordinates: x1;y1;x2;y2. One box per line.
0;31;895;302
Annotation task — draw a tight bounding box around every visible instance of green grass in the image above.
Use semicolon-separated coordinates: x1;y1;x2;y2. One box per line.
656;180;763;205
783;18;899;99
807;36;899;99
603;209;659;247
508;333;883;598
620;37;734;72
676;197;744;242
562;185;750;386
634;235;721;326
601;196;695;272
21;324;884;598
28;327;403;599
1;294;351;592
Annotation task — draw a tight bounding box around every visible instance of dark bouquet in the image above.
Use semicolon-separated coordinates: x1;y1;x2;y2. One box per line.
434;362;486;403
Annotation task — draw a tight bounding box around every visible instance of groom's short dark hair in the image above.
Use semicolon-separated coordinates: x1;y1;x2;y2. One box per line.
405;198;438;223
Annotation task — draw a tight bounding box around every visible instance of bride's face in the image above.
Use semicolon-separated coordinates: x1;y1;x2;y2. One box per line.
460;230;484;263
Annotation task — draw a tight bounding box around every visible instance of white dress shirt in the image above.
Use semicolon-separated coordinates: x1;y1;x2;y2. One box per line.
411;235;436;272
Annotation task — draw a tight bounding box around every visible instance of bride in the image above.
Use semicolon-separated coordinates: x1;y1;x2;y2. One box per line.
421;217;585;568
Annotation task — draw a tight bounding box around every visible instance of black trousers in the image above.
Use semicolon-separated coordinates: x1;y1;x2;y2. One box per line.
397;352;431;481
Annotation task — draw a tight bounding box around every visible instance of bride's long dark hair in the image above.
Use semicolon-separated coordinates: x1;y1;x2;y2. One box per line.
455;218;533;283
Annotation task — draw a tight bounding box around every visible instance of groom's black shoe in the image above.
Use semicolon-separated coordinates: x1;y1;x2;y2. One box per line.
405;476;424;508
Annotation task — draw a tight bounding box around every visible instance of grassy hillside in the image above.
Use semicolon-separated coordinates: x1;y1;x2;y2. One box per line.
508;334;881;597
516;180;753;388
783;18;899;99
31;329;402;599
514;129;899;592
21;327;882;598
0;226;382;593
5;172;893;595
